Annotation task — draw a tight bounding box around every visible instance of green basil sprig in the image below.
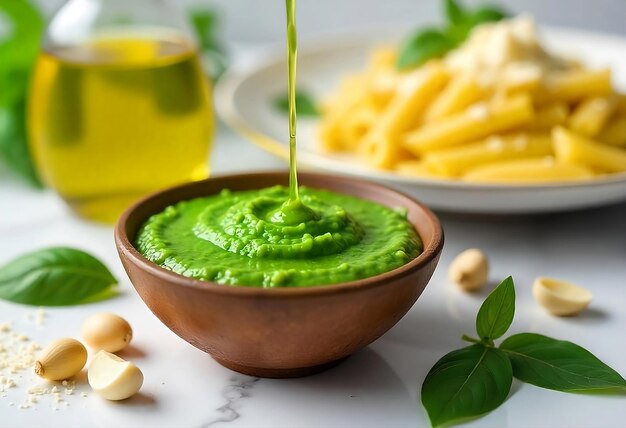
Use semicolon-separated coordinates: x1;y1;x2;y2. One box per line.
189;7;228;81
421;276;626;427
273;91;320;117
0;247;118;306
396;0;508;70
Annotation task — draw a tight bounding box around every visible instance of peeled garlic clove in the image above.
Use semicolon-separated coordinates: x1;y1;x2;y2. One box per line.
34;338;87;381
449;248;489;291
82;312;133;353
88;350;143;400
533;277;592;316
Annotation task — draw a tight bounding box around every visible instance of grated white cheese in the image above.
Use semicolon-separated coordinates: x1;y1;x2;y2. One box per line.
445;15;568;86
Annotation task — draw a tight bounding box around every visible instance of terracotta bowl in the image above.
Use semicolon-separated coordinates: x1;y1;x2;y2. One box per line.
114;172;444;378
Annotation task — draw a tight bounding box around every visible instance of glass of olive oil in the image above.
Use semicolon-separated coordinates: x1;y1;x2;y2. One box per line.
28;0;213;223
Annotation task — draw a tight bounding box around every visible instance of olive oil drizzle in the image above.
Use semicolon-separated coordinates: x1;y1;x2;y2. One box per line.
286;0;299;202
274;0;318;225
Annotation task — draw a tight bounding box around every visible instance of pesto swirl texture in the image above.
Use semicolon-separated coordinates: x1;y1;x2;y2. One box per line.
136;186;422;287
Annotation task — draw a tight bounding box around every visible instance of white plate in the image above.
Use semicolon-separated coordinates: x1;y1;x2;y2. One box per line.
215;27;626;214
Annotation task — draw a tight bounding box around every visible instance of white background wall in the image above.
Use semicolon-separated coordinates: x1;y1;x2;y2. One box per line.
208;0;626;43
37;0;626;44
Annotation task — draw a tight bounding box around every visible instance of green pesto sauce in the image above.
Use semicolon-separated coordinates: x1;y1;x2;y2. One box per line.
135;186;423;287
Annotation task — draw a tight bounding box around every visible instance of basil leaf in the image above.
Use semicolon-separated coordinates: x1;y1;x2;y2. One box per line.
0;247;118;306
396;1;508;71
0;102;42;187
422;344;512;427
444;0;468;27
470;6;509;27
188;8;228;80
447;6;507;44
476;276;515;341
396;29;456;70
500;333;626;392
189;8;219;50
273;91;320;117
0;0;44;41
0;0;44;187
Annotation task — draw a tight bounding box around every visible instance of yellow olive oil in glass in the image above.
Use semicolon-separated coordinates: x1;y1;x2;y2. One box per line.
29;32;213;222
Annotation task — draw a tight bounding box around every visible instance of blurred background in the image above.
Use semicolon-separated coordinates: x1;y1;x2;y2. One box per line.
32;0;626;42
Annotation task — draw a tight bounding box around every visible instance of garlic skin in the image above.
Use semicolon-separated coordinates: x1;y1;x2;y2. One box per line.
533;277;592;316
88;350;143;401
82;313;133;353
34;338;87;381
449;249;489;291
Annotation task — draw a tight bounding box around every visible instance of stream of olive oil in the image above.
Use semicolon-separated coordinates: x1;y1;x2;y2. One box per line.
28;34;213;223
274;0;318;225
286;0;300;202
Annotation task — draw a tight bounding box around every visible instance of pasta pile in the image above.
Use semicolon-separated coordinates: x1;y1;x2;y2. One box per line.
319;17;626;183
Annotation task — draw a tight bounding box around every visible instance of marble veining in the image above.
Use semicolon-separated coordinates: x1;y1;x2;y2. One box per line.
201;376;261;427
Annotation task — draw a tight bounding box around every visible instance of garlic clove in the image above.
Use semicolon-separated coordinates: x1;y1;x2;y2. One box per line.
533;276;592;316
82;312;133;353
449;248;489;291
34;338;87;381
88;350;143;400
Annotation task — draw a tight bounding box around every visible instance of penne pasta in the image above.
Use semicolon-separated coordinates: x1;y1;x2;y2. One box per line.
552;126;626;173
568;96;618;137
365;48;400;109
360;63;448;168
597;116;626;147
424;74;486;121
403;94;534;154
463;158;594;183
386;62;450;132
318;17;626;184
367;70;398;110
616;94;626;115
318;75;369;151
338;105;377;150
524;102;569;131
424;133;552;177
539;69;612;103
359;133;414;170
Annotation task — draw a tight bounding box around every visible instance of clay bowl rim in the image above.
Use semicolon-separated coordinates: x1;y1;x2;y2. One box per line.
114;170;444;298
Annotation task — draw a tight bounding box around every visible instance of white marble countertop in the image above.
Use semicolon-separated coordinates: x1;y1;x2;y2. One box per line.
2;126;626;428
